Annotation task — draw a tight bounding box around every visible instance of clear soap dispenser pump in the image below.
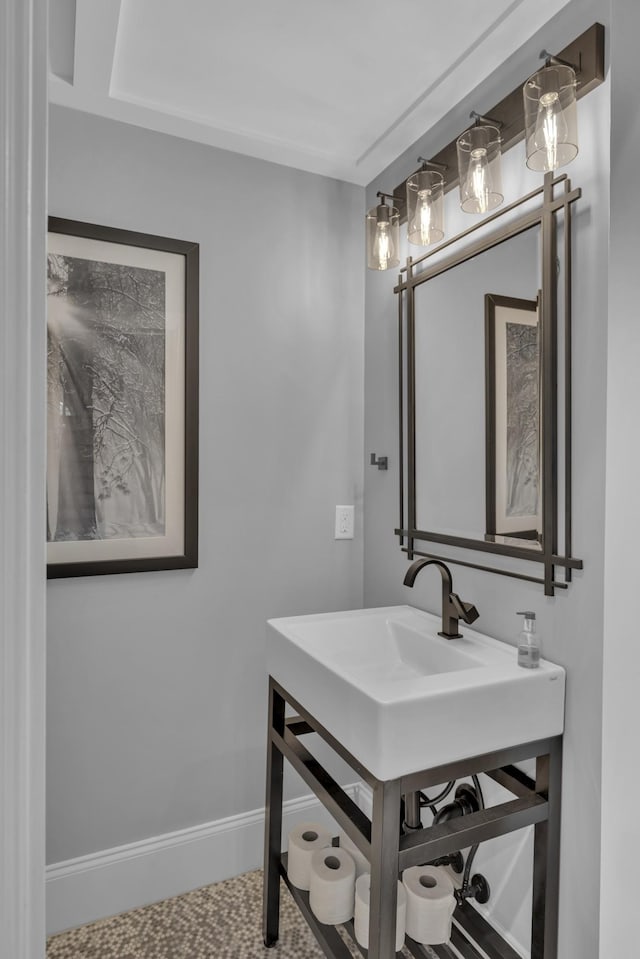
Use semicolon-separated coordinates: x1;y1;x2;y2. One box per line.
517;611;540;668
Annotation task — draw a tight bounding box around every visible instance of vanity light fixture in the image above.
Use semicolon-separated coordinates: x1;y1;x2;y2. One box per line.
456;112;504;215
366;192;401;271
406;158;446;246
523;52;579;172
376;24;602;268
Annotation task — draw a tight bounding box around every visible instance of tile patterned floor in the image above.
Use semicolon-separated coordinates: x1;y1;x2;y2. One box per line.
46;869;439;958
47;871;326;959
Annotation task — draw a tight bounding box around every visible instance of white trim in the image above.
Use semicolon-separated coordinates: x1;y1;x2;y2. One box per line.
0;0;48;957
73;0;123;94
48;0;572;187
46;785;363;935
47;780;531;956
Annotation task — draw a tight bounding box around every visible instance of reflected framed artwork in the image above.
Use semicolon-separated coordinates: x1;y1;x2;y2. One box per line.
485;293;541;543
46;218;199;578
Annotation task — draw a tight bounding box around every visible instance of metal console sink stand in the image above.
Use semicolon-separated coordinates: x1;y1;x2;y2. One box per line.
263;677;562;959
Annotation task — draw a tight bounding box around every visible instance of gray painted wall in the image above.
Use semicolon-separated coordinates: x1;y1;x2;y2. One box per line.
47;3;631;952
601;0;640;950
363;2;609;956
47;106;365;863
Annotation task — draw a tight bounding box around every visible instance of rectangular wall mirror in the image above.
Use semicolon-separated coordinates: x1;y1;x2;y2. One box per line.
396;175;583;595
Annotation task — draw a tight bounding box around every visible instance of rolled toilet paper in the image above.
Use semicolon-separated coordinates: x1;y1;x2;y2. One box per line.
287;822;333;891
309;847;356;925
338;830;370;878
353;874;407;951
402;865;456;945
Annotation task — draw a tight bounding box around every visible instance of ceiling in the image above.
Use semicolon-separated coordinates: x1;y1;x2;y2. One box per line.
49;0;572;186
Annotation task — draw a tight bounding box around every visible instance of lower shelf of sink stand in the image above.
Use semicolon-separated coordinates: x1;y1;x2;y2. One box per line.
279;852;521;959
264;677;562;959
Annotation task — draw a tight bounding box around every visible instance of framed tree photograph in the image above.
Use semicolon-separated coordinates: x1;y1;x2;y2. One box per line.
485;293;541;543
46;218;199;578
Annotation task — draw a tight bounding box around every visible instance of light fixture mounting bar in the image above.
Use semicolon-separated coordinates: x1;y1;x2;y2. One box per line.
417;156;448;171
540;49;579;71
392;22;604;223
469;110;503;129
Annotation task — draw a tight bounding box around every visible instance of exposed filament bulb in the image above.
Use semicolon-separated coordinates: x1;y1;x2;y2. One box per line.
373;221;394;270
534;91;568;171
411;189;434;245
465;147;492;214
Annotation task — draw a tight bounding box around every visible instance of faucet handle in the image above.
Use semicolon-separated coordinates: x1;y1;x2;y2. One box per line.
450;593;480;625
462;601;480;625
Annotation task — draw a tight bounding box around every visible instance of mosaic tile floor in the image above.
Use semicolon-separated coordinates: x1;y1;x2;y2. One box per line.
46;871;321;959
46;868;440;959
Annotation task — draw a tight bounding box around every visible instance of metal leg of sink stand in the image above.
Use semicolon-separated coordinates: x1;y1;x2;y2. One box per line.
368;778;402;959
263;682;285;948
531;736;563;959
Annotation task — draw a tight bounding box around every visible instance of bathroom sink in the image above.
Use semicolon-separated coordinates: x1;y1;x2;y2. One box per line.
266;605;565;780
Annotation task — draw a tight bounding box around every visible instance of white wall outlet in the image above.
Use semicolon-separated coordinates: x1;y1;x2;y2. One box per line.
334;505;354;540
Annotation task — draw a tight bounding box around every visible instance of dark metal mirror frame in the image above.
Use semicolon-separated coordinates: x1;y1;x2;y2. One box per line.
395;173;583;596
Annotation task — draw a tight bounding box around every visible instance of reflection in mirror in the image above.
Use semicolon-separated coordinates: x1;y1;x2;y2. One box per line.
485;293;540;544
413;225;542;550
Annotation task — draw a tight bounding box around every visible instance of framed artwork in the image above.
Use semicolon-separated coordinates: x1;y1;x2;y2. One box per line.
46;218;199;578
485;293;541;542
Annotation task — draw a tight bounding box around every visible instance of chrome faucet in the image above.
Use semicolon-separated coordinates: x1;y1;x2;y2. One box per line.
403;558;479;639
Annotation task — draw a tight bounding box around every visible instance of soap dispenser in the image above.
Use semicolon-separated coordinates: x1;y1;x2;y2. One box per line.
517;611;540;668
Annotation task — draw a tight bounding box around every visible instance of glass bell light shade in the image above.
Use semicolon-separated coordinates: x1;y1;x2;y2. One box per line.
456;123;503;214
523;63;578;172
406;168;445;246
366;198;400;271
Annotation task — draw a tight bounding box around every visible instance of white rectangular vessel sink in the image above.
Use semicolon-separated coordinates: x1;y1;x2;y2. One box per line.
267;605;565;781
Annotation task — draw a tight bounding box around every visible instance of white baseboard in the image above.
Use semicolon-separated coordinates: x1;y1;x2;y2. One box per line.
46;784;362;936
47;780;528;959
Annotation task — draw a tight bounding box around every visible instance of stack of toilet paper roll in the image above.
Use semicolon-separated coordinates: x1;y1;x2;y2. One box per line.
402;865;456;945
287;822;333;890
287;823;357;924
309;847;356;924
353;875;407;951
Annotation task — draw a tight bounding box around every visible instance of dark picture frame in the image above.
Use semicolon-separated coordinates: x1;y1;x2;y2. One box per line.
485;292;540;543
46;218;199;578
